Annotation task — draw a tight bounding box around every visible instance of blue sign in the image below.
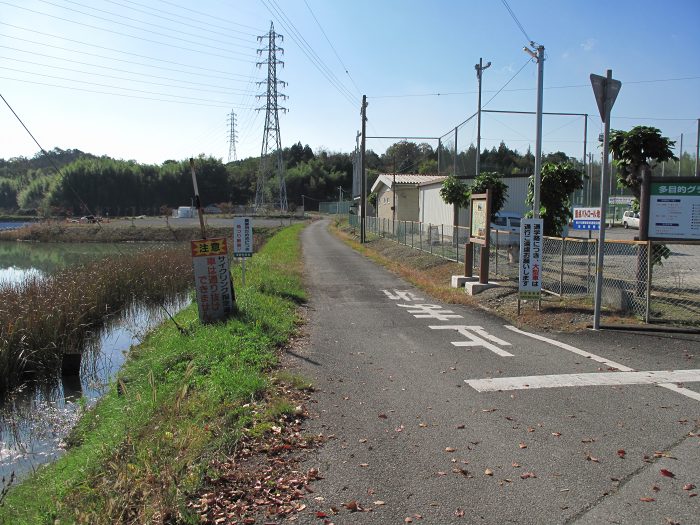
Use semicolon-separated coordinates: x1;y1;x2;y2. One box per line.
572;207;601;231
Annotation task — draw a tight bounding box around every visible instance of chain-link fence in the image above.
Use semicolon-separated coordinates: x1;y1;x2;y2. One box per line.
348;214;699;326
319;201;352;214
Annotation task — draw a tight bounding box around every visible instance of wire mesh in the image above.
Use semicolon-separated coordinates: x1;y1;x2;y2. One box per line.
348;214;699;326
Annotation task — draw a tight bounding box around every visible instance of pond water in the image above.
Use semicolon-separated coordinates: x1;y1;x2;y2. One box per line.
0;241;190;485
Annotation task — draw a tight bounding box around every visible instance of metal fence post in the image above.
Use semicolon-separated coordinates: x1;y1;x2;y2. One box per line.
645;241;652;323
560;236;565;296
441;224;445;258
429;223;433;254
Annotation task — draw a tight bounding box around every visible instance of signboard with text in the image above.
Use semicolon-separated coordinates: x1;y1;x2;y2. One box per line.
649;181;700;241
609;196;635;206
191;237;234;323
519;218;543;300
572;207;601;231
233;217;254;257
470;198;488;241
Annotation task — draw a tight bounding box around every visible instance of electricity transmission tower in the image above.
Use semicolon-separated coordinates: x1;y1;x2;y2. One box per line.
227;110;238;162
255;22;288;211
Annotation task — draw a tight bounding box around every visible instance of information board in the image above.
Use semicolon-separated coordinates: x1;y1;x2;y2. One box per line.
233;217;254;257
649;182;700;241
519;218;543;300
191;237;234;323
470;198;487;239
572;207;601;231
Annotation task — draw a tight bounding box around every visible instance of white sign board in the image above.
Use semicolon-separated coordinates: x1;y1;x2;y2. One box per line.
572;207;601;231
609;196;635;206
649;182;700;241
233;217;254;257
519;219;543;300
191;238;234;323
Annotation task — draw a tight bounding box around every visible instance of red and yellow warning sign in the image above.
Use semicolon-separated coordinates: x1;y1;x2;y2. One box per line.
191;237;228;257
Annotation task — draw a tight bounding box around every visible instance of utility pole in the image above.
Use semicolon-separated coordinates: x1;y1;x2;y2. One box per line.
227;110;238;163
453;127;458;177
255;22;288;212
475;57;491;177
678;133;684;177
696;118;699;176
337;186;343;215
360;95;367;243
524;43;545;218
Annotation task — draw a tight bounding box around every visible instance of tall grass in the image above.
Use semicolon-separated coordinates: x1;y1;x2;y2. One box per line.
0;224;306;524
0;246;193;397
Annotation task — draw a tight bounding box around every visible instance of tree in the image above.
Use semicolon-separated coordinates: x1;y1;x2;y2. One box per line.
467;172;508;220
527;161;584;236
439;175;469;209
609;126;676;200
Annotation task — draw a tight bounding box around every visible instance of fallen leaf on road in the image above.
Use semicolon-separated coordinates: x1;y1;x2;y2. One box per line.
374;501;385;506
456;424;465;429
359;463;369;468
586;454;600;463
378;414;388;419
652;485;661;492
660;469;675;478
482;408;497;412
316;511;327;518
551;432;561;437
344;500;361;512
484;468;494;476
519;442;527;449
581;438;595;443
359;438;367;443
395;425;404;432
453;468;472;477
684;483;696;491
419;422;428;428
654;451;676;459
512;462;521;468
436;471;447;476
404;518;413;523
639;497;655;502
527;427;535;433
617;449;626;458
520;472;537;479
455;508;465;517
445;447;456;453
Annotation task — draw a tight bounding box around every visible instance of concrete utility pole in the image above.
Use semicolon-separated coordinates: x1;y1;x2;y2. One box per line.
678;133;684;177
475;58;491;177
696;118;699;176
524;43;545;218
360;95;367;243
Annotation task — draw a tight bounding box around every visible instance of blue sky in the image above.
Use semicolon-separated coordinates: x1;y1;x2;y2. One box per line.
1;0;699;166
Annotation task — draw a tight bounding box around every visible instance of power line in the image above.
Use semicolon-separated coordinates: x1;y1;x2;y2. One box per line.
303;0;362;97
0;45;259;86
0;75;252;109
501;0;532;43
154;0;263;33
0;25;255;78
42;0;258;49
0;57;259;96
0;2;255;62
261;0;357;106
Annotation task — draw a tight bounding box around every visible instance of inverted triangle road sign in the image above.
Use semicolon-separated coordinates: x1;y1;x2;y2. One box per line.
590;73;621;122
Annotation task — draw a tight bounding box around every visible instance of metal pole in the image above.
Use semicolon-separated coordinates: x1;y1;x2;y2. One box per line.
645;241;652;323
593;69;614;330
678;133;683;177
695;118;699;176
360;95;367;243
453;126;458;176
437;138;442;174
582;114;588;205
532;44;545;218
475;58;491;177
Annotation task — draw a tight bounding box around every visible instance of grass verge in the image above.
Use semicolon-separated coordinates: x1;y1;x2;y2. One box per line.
0;223;307;524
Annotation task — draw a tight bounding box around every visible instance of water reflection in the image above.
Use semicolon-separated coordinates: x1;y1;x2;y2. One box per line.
0;294;190;485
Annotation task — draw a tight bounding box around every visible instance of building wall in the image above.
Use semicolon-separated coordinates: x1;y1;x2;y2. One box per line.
418;176;530;226
377;185;420;221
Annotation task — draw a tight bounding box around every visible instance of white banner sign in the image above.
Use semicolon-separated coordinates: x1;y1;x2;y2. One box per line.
572;207;601;230
649;182;700;241
233;217;254;257
519;218;543;300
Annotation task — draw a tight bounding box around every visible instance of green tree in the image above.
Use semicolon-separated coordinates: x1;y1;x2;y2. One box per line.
439;175;469;209
527;162;584;236
609;126;676;200
467;172;508;220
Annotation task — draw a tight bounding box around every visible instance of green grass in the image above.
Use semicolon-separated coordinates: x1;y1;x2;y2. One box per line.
0;223;307;525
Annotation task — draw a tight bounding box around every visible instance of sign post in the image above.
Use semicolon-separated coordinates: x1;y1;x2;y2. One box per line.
469;189;492;284
590;70;622;330
233;217;254;286
572;207;602;231
518;218;543;313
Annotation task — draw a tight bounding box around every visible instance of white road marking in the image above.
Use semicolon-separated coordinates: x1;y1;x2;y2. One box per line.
398;303;463;321
465;369;700;392
430;325;514;357
658;383;700;401
382;289;423;301
503;325;633;371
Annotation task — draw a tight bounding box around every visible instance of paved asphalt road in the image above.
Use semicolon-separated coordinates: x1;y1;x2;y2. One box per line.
285;220;700;525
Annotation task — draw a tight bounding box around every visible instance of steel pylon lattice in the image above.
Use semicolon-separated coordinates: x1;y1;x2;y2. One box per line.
255;22;288;211
227;110;238;163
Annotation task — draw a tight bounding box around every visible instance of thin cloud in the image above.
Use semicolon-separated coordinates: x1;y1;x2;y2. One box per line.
581;38;597;51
